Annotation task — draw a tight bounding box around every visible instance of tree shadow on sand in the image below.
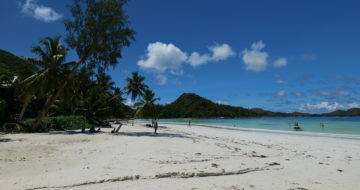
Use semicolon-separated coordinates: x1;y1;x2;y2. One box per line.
0;138;12;142
111;131;192;139
44;131;99;135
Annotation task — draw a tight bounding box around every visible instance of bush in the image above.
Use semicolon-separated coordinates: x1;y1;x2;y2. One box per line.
2;123;20;133
22;115;91;132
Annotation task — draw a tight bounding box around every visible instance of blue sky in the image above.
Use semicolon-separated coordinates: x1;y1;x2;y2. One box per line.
1;0;360;113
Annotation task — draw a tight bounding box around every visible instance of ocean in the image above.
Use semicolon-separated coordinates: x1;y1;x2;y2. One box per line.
139;117;360;135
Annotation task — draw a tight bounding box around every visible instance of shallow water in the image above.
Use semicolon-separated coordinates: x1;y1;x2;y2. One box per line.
139;117;360;135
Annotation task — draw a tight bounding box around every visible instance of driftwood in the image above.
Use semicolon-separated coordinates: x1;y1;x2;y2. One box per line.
111;123;123;133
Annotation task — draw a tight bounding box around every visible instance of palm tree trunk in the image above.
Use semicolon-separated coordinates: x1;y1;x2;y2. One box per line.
18;97;32;122
32;55;87;131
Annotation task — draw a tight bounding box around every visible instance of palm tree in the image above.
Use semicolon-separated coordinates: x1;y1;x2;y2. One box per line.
18;36;71;123
135;89;160;119
31;0;135;130
124;72;148;102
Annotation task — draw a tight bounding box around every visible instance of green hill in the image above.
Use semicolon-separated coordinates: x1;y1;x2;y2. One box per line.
0;49;37;81
157;93;357;118
158;93;259;118
251;108;311;117
323;108;360;116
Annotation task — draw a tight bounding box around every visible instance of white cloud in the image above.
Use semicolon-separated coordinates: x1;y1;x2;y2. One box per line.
276;79;287;85
273;57;288;68
314;90;349;97
20;0;62;22
216;100;229;105
209;44;235;61
188;43;235;67
138;42;235;84
348;103;360;108
338;91;349;96
242;41;269;72
188;52;211;67
137;42;187;72
277;90;286;97
293;92;305;97
300;102;344;111
302;54;317;61
124;99;134;107
300;102;360;112
156;75;167;85
169;69;184;76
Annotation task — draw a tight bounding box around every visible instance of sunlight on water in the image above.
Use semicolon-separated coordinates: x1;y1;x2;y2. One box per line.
139;117;360;135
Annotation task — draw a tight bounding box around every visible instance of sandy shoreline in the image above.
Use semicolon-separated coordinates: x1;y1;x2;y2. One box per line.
1;122;360;190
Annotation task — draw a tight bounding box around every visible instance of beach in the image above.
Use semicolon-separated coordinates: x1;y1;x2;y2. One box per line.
1;122;360;190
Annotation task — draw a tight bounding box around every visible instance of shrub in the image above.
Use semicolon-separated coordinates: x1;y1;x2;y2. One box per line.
2;123;20;133
22;115;91;132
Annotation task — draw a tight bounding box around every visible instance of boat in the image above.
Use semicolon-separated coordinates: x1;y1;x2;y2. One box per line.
292;125;302;131
292;122;303;131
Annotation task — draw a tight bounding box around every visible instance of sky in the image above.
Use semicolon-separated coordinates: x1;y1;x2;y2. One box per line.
1;0;360;113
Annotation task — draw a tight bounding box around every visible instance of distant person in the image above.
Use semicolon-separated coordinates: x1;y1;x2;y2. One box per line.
188;120;191;127
154;120;158;134
320;123;325;128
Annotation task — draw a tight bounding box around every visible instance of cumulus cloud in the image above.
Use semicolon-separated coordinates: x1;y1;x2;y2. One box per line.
156;75;167;85
348;103;360;108
137;42;187;72
302;54;317;61
209;44;235;61
310;90;349;98
138;42;235;84
300;101;360;113
216;100;229;105
20;0;62;22
276;79;287;85
277;90;286;97
242;41;269;72
169;69;184;76
188;43;235;67
273;57;287;68
300;102;345;112
188;52;211;67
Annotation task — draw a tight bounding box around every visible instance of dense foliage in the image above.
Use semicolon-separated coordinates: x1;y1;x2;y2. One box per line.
21;115;91;132
32;0;136;130
157;93;259;118
0;0;138;132
323;108;360;116
0;46;134;132
135;89;160;119
0;49;38;81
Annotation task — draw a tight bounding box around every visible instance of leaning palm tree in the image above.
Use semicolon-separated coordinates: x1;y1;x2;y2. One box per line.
18;36;71;124
135;89;160;119
124;72;148;102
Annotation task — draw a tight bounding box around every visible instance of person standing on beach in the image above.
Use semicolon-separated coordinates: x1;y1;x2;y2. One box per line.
154;120;158;134
188;120;191;127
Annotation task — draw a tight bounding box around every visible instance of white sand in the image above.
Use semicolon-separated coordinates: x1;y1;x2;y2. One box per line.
1;122;360;190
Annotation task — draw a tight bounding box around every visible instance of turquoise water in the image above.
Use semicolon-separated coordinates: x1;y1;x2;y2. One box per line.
139;117;360;135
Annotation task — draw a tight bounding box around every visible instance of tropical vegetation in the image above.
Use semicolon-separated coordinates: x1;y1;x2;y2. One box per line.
0;0;153;132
